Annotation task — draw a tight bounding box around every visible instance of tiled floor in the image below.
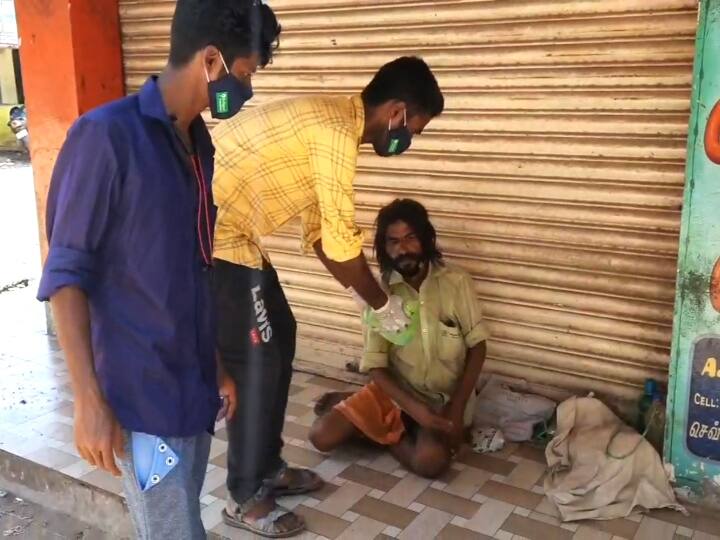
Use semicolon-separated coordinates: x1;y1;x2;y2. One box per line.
2;287;720;539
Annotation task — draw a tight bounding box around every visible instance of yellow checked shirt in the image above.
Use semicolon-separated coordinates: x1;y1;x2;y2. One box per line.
360;264;491;426
212;95;366;268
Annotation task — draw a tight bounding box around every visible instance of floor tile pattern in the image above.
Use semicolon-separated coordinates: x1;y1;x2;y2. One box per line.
1;293;719;540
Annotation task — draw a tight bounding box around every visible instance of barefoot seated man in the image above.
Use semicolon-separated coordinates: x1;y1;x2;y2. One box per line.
310;199;490;478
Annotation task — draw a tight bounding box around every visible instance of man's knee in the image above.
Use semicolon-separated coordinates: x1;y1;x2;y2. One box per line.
309;413;344;453
411;443;451;479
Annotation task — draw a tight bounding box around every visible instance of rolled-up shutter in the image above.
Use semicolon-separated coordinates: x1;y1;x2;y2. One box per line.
118;0;697;401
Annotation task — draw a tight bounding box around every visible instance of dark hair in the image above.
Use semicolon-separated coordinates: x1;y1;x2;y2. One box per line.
362;57;444;117
169;0;281;68
374;199;443;273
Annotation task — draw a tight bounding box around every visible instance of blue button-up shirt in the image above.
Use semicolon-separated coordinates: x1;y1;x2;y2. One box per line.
38;78;220;437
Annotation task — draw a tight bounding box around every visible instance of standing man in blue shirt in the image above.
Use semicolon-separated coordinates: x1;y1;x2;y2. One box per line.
36;1;281;538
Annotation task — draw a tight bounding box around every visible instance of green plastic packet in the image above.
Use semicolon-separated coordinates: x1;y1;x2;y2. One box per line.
363;299;420;346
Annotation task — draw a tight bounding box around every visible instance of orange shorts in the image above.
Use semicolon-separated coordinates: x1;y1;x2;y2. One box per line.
334;382;405;445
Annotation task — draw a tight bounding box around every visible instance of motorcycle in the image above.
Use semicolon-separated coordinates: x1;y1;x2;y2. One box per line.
7;105;28;152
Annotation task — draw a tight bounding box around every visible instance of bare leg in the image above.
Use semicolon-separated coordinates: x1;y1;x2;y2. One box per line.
309;409;361;452
311;406;451;479
389;427;452;479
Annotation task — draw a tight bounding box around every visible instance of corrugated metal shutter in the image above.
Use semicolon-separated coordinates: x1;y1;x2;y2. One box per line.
118;0;697;401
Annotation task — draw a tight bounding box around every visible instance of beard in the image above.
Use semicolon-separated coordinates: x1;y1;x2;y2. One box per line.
391;254;425;278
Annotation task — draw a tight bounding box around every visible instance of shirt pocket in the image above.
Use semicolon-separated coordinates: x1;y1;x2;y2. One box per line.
436;320;465;378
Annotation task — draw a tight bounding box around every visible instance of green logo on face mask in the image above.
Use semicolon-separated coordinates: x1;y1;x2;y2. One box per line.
216;92;230;114
388;137;399;154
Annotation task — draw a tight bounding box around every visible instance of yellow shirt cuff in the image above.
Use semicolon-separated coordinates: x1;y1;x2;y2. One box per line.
323;242;363;263
360;352;388;373
301;230;322;254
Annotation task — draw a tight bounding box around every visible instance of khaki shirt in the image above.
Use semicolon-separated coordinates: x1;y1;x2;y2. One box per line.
360;263;491;425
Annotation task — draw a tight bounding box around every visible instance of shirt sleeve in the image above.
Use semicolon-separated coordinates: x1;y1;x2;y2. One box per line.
454;271;491;348
360;323;390;372
306;127;364;262
37;118;119;302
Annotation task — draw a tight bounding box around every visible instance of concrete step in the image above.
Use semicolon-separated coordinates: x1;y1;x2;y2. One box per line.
0;450;231;539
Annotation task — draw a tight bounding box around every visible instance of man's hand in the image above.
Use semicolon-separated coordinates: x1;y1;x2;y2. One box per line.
51;288;125;476
411;402;454;434
74;393;125;477
217;363;237;422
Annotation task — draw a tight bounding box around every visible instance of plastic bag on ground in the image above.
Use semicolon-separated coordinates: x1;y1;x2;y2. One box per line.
473;375;556;442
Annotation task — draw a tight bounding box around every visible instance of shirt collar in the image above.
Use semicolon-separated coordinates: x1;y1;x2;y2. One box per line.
139;76;173;125
350;95;365;146
138;76;213;155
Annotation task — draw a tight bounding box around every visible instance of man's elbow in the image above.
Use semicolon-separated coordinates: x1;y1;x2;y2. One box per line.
48;285;89;305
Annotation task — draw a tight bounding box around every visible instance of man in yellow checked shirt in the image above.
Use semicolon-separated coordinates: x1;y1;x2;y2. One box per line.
211;56;444;537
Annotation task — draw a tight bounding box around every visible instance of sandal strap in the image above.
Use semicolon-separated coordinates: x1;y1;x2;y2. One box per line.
250;505;301;535
290;467;319;482
234;484;272;514
270;466;320;489
273;467;320;489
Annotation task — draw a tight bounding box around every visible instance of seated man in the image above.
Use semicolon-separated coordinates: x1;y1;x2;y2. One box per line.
309;199;490;478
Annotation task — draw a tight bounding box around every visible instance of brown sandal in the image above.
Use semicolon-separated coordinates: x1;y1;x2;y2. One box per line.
270;466;324;497
222;503;305;538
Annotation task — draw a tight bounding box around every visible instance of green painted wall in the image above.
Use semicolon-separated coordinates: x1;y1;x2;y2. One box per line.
666;0;720;500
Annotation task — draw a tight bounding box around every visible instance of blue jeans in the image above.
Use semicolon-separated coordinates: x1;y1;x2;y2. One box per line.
118;431;211;540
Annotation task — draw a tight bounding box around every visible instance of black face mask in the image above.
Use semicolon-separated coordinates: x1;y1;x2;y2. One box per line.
374;109;412;157
206;52;253;120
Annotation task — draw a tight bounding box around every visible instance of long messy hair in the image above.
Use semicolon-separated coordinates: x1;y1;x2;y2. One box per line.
374;198;443;273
